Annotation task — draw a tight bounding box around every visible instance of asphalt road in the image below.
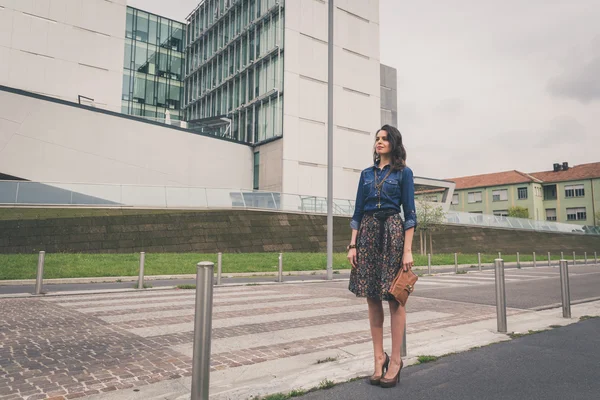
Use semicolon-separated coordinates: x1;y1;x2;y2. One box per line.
297;318;600;400
413;265;600;310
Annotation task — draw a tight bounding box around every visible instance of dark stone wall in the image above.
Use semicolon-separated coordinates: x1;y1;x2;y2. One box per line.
0;210;598;254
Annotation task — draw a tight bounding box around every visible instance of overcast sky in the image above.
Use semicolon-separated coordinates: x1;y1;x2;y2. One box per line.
129;0;600;179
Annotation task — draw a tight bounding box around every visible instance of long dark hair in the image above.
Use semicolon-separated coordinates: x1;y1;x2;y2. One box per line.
373;125;407;170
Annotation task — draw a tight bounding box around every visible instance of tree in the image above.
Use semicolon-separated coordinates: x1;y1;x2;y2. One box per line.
508;206;529;219
416;199;447;255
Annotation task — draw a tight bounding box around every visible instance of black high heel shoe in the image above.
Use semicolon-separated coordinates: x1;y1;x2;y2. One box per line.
368;352;389;385
380;359;403;388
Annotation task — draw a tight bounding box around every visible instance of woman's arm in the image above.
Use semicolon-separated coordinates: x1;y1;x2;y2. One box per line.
348;171;365;268
401;167;417;270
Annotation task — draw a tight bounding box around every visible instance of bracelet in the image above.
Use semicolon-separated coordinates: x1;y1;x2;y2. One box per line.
347;244;356;250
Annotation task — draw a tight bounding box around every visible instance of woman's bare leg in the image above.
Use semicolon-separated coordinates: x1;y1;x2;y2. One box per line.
385;299;406;379
367;297;387;376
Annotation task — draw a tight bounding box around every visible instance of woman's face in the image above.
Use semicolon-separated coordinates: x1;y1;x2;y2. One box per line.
375;130;392;157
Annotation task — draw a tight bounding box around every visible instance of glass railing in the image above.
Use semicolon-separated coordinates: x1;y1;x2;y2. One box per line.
1;180;597;235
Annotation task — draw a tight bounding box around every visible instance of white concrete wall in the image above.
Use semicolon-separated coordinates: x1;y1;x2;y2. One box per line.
0;0;126;112
0;89;253;189
283;0;381;200
256;139;283;192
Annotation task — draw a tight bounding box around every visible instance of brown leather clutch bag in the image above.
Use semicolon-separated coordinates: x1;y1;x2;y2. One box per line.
389;268;418;306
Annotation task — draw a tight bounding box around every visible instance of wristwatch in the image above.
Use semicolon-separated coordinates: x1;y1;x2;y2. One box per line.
347;244;356;251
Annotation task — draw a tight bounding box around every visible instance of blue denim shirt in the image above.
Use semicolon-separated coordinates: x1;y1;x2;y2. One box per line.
350;164;417;232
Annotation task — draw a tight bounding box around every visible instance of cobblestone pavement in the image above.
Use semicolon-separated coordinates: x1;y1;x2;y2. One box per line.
0;281;527;399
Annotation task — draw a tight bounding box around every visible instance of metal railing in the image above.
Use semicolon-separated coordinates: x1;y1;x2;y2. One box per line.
1;180;598;235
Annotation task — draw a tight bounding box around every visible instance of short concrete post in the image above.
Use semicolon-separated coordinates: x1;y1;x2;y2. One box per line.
191;262;214;400
137;252;145;290
454;253;458;273
517;252;520;268
498;252;501;260
561;251;564;261
494;259;507;333
533;252;536;268
427;253;431;275
573;251;576;266
584;252;587;265
278;253;283;283
595;252;598;265
559;260;571;318
478;252;482;272
216;252;222;285
35;251;45;295
548;252;551;267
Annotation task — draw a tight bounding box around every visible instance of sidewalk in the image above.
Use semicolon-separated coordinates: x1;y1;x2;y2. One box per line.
85;294;600;400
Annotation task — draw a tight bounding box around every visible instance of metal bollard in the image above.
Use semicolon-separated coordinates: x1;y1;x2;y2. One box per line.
35;251;45;295
478;252;482;272
427;253;431;275
216;252;222;285
517;252;520;268
278;253;283;283
401;325;407;357
454;253;459;273
494;259;507;333
138;252;145;290
548;252;551;267
595;252;598;265
191;262;214;400
559;260;571;318
584;252;587;265
533;252;536;268
561;252;564;261
573;251;576;266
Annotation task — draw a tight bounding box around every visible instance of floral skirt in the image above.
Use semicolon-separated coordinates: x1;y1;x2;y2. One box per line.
348;213;405;301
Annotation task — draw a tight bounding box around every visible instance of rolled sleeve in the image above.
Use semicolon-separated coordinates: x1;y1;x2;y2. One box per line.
401;167;417;231
350;171;365;230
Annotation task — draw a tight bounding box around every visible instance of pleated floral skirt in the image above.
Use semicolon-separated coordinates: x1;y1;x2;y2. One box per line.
348;213;405;301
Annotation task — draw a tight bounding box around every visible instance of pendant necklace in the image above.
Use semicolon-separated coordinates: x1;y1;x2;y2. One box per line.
374;165;392;209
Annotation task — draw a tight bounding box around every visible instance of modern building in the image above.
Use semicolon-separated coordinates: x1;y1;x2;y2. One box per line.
417;162;600;227
0;0;453;209
380;64;398;127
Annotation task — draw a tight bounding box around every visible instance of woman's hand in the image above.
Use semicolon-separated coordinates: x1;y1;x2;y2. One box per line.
402;250;414;271
347;248;357;269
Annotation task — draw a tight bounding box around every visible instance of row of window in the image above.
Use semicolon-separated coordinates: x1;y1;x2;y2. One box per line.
486;208;588;221
126;8;185;52
187;0;280;46
456;184;588;205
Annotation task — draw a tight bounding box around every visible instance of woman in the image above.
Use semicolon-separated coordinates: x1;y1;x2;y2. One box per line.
347;125;417;388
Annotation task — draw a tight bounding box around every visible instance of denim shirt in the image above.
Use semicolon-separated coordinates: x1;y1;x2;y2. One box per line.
350;164;417;232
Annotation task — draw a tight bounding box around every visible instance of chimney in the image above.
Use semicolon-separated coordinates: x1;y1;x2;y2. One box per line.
553;163;560;172
562;162;569;171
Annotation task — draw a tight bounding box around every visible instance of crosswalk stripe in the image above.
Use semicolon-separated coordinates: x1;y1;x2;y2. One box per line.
126;305;369;338
52;291;279;307
74;294;307;313
171;311;451;355
96;297;348;321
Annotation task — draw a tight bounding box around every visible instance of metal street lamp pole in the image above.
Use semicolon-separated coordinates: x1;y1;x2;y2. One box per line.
326;0;334;280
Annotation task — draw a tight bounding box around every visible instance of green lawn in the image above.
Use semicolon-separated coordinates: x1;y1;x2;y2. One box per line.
0;252;566;280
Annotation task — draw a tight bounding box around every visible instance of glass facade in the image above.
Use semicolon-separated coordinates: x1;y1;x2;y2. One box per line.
184;0;284;144
122;7;185;122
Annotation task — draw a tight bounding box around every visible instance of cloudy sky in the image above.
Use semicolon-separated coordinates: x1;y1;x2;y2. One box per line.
129;0;600;179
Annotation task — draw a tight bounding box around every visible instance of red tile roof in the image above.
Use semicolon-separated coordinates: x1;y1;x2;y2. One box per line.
447;162;600;190
529;162;600;183
447;170;540;190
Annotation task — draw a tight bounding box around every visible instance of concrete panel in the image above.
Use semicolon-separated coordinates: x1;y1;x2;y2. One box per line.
297;76;327;123
336;0;380;24
297;118;327;166
0;6;14;48
0;89;253;188
335;48;379;96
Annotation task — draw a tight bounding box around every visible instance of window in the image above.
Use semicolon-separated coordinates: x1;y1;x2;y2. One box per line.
543;185;557;200
517;187;528;200
468;191;482;203
546;209;557;221
253;152;260;190
566;207;586;221
494;210;509;217
492;189;508;202
565;184;585;198
451;194;459;205
425;195;438;202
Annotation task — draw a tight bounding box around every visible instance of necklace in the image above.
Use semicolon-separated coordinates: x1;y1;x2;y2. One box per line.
374;166;392;208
